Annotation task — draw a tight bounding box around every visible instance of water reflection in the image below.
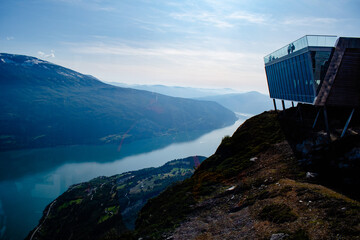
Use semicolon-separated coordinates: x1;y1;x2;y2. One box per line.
0;128;212;182
0;118;245;240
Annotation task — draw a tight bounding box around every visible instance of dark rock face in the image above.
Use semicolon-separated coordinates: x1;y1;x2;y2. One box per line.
0;53;237;151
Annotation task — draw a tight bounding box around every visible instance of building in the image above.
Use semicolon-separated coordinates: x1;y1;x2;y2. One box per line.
264;35;360;137
264;35;360;107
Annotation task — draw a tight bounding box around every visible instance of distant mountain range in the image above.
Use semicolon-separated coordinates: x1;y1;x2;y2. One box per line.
198;91;273;115
108;83;273;115
0;53;236;151
108;82;239;98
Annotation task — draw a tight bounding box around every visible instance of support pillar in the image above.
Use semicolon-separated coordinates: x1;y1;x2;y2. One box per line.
341;108;355;138
273;99;277;111
281;100;285;111
292;101;295;107
323;106;330;139
297;103;303;122
312;108;321;129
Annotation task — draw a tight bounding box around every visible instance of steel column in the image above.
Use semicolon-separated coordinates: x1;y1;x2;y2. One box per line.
341;108;355;138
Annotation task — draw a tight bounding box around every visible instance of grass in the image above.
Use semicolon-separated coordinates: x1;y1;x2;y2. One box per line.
258;203;297;223
98;206;120;224
134;112;286;238
58;198;83;211
131;110;360;239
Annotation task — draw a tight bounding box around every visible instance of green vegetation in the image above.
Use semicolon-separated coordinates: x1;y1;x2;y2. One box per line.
27;156;206;240
98;206;120;224
58;198;83;211
258;203;297;223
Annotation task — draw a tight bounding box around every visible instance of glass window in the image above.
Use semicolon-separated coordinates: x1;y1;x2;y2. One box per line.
297;54;309;102
280;61;288;100
269;65;277;98
303;53;315;102
268;66;276;98
298;55;311;103
280;61;287;100
286;59;301;101
275;63;281;99
274;63;281;98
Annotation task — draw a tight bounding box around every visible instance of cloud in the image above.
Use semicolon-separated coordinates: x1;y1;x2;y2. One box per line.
38;50;55;58
170;12;233;28
71;43;259;63
6;36;14;41
227;11;268;24
63;41;268;92
282;17;338;26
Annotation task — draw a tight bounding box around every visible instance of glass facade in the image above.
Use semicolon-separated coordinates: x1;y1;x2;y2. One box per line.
310;50;333;91
264;35;336;104
265;52;315;103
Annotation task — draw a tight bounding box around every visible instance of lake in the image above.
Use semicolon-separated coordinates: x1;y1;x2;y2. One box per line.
0;116;247;240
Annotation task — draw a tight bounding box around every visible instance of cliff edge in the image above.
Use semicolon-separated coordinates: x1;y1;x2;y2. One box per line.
134;107;360;239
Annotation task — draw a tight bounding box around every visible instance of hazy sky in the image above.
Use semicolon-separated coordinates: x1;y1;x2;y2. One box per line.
1;0;360;93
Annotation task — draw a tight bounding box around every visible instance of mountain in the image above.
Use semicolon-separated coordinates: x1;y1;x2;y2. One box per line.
29;105;360;239
108;83;273;115
198;91;273;115
134;106;360;239
0;53;237;151
26;156;206;240
107;82;239;98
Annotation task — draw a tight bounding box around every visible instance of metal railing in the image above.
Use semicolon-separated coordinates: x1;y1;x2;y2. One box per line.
264;35;337;64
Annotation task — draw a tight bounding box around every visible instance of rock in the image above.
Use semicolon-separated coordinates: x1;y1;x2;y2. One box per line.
296;140;313;156
250;157;258;162
270;233;289;240
306;172;317;178
314;131;329;146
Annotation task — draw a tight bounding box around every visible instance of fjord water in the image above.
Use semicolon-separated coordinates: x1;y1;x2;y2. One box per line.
0;117;246;240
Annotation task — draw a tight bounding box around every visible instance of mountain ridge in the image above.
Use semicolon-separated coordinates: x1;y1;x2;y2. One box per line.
0;53;237;151
108;82;272;115
198;91;273;115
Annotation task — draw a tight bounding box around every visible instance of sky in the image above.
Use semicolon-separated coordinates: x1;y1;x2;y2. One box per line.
1;0;360;93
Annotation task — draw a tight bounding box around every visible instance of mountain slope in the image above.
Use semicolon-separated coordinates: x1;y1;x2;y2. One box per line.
26;156;206;240
198;91;273;115
0;53;237;151
134;108;360;239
